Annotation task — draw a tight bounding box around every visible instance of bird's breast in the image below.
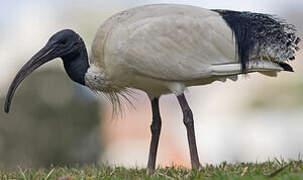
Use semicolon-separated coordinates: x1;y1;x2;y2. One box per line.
84;65;125;93
85;64;188;98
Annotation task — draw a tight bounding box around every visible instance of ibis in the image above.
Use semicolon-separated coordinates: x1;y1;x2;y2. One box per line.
4;4;301;174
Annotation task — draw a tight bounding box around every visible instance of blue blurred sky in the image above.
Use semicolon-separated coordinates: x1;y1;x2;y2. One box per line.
1;0;302;31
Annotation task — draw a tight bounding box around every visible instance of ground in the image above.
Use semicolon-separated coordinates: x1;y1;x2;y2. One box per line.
2;160;303;180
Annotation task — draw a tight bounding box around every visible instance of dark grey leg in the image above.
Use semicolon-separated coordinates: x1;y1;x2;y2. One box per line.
147;98;162;174
177;93;200;169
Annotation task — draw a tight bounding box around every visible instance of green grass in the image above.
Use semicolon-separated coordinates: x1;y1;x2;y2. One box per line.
2;160;303;180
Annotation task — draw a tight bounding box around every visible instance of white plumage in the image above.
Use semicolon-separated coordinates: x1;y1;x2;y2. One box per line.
86;4;286;99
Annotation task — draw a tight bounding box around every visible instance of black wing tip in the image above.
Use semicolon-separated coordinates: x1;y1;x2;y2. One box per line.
279;62;294;72
295;37;301;45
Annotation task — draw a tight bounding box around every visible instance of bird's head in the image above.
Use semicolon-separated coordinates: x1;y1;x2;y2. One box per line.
4;29;89;113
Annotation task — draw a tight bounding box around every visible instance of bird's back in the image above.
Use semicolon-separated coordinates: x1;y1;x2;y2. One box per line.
89;4;300;94
90;4;224;68
90;4;236;80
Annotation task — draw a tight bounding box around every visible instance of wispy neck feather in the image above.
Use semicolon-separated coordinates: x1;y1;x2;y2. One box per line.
62;44;89;85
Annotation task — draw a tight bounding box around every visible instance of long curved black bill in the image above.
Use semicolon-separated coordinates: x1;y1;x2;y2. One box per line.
4;45;55;113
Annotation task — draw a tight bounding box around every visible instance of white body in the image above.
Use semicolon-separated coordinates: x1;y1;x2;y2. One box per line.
85;4;283;98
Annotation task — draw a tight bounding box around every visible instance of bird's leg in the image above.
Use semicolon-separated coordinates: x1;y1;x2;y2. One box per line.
147;98;162;174
177;93;201;169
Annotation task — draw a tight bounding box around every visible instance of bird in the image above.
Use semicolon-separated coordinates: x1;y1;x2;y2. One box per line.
4;4;301;174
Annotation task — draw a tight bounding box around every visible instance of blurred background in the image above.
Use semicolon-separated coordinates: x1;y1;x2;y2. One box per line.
0;0;303;170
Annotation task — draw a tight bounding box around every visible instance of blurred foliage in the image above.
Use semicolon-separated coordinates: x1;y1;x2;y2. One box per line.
248;80;303;110
0;69;101;170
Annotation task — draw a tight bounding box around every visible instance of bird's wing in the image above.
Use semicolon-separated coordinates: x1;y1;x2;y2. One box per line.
93;4;283;82
112;5;237;81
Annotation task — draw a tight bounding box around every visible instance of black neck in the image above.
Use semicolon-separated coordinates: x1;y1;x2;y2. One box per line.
62;42;89;85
